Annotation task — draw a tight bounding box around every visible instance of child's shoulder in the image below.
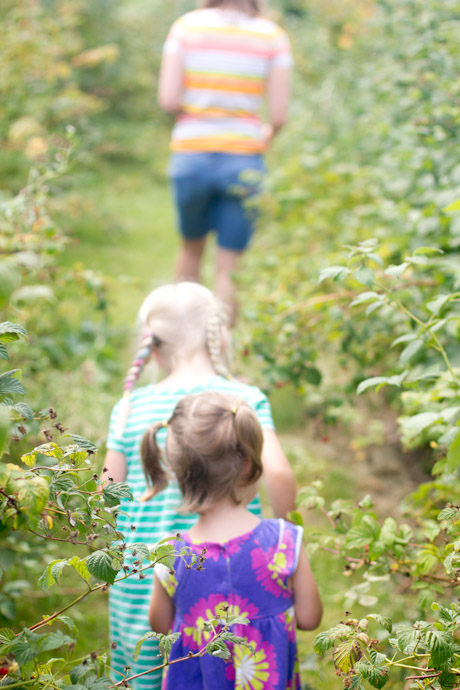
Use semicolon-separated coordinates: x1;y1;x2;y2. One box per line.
258;518;303;546
211;376;269;402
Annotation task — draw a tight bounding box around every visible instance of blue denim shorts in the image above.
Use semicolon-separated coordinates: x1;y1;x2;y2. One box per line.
169;152;266;251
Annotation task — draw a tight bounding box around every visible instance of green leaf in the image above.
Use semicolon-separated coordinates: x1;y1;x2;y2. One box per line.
351;291;381;307
133;631;160;661
17;476;49;517
287;510;304;526
152;544;176;570
425;629;453;669
39;560;66;591
318;265;351;284
350;676;365;690
444;198;460;213
305;367;322;385
413;247;444;256
366;614;392;633
356;377;388;395
67;556;91;583
56;615;79;639
83;677;113;690
0;343;7;360
13;402;33;421
0;628;15;643
400;338;424;365
438;672;457;689
333;640;362;673
158;631;181;658
63;434;98;454
69;663;93;685
426;294;458;316
102;482;133;507
395;625;417;653
416;549;439;575
86;550;119;584
354;267;375;288
129;542;151;562
0;407;11;459
38;631;74;652
357;370;408;395
0;322;27;343
385;262;408;278
356;661;390;688
314;624;352;654
402;411;440;439
0;370;25;397
391;333;417;348
446;432;460;472
438;506;458;522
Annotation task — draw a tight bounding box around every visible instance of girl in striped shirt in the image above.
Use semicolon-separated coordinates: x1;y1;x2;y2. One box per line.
158;0;292;318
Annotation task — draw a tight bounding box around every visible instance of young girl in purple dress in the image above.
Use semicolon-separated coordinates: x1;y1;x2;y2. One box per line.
143;392;322;690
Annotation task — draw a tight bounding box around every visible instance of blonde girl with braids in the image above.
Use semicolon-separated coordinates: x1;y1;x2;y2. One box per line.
146;392;322;690
103;282;295;690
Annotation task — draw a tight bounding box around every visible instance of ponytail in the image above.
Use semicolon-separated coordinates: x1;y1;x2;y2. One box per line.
233;405;263;486
141;421;169;495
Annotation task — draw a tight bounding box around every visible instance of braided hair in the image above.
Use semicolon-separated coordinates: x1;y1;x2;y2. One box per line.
114;331;159;438
114;283;232;439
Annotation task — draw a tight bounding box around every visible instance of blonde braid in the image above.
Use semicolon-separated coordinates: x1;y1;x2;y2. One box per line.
207;313;231;379
114;331;158;438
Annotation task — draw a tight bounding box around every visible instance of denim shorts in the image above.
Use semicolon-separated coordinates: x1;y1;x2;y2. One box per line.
169;152;266;251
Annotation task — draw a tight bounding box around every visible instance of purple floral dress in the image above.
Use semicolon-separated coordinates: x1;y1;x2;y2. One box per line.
156;519;303;690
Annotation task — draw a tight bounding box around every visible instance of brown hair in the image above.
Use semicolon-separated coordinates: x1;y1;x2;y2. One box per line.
141;392;263;512
200;0;264;17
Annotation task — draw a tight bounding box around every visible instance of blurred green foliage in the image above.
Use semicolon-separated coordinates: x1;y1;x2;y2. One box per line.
2;0;460;688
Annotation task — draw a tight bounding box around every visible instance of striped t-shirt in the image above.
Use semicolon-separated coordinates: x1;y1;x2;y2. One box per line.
163;8;292;154
106;376;274;690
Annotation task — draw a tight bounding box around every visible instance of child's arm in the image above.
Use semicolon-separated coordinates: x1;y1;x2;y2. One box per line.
261;430;297;519
291;547;323;630
100;449;127;484
158;51;184;114
149;573;175;635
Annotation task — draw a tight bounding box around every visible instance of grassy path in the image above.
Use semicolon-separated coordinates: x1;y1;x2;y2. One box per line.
63;161;178;325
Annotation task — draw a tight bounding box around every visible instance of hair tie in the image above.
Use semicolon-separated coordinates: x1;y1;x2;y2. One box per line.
162;420;168;428
232;407;238;416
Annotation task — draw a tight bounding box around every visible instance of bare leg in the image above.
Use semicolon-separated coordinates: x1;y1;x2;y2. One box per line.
215;247;242;324
176;237;207;283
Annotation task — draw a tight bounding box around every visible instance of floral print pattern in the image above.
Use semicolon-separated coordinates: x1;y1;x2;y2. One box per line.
158;519;303;690
182;593;259;650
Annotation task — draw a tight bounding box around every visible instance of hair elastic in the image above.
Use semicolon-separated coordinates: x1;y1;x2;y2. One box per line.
232;407;238;415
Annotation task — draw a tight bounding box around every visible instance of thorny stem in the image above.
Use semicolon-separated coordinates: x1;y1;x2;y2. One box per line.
32;466;91;473
26;527;96;549
319;505;336;529
319;545;376;565
113;633;221;687
27;552;182;632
